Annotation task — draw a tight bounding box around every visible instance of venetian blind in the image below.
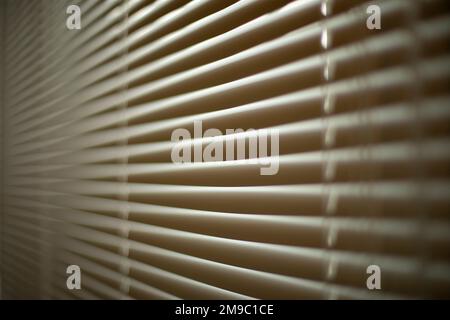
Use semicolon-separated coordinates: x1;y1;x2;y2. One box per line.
0;0;449;299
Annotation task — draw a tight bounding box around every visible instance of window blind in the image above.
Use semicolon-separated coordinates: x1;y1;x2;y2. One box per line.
0;0;449;299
